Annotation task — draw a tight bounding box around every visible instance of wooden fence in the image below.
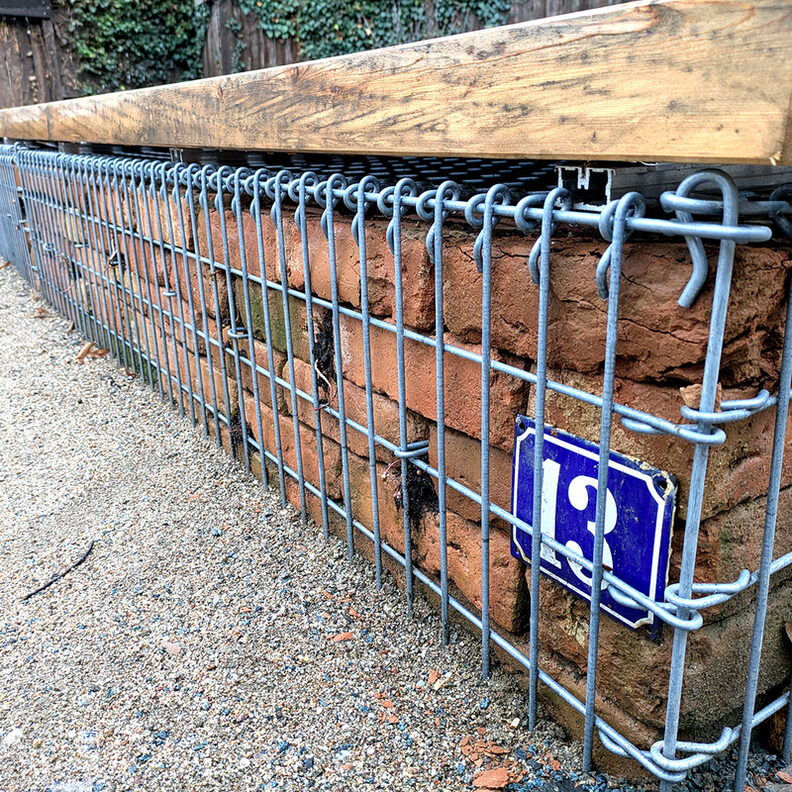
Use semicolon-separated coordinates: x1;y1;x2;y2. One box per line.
0;2;78;108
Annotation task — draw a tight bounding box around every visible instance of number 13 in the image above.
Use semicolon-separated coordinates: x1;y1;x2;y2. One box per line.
537;458;616;591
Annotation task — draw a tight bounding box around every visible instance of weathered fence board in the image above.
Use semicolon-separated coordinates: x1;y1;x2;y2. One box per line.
0;4;76;108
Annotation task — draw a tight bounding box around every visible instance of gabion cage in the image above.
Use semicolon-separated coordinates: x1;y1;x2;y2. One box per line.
1;142;792;791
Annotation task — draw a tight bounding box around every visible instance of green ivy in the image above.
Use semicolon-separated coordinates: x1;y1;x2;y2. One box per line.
235;0;512;60
66;0;210;94
225;16;247;73
64;0;512;95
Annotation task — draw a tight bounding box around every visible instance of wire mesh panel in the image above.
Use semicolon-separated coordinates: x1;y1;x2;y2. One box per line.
2;143;792;791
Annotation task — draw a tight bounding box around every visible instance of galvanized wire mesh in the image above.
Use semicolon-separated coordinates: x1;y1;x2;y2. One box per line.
1;143;791;791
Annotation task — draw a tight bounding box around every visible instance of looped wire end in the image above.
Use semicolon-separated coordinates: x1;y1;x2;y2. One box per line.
472;184;510;273
528;186;572;284
660;169;739;309
318;174;346;241
351;175;380;248
384;178;418;254
291;171;319;228
596;192;646;299
422;181;460;265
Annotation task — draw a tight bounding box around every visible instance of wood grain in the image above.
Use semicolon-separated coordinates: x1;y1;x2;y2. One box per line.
1;0;791;164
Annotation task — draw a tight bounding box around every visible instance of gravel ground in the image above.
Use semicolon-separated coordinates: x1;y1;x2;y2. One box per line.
0;265;785;792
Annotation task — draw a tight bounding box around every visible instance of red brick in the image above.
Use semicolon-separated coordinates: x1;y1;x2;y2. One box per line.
74;191;792;764
443;233;792;385
674;485;792;590
285;210;360;307
152;292;218;359
155;191;196;250
234;335;287;401
161;326;239;419
285;358;429;464
88;275;127;339
92;181;137;240
339;314;527;450
185;258;232;322
281;478;339;529
217;424;234;457
525;569;792;736
288;211;434;330
427;424;513;523
526;367;792;523
243;394;343;499
156;296;228;369
196;203;280;282
83;240;163;331
59;206;85;246
365;217;435;331
347;450;411;553
126;237;171;290
525;574;671;730
415;510;527;633
234;279;323;363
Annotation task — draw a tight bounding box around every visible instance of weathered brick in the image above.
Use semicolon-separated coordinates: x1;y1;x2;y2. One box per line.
59;207;85;246
217;424;234;457
674;485;792;590
68;186;792;772
155;191;196;250
365;218;435;331
83;238;161;322
89;274;127;339
527;573;670;730
153;243;194;294
298;481;348;535
235;279;325;363
196;203;280;282
289;210;434;330
243;394;343;499
415;510;527;634
233;334;287;402
443;233;792;385
162;326;239;419
157;296;227;369
185;258;232;322
347;450;408;553
285;210;360;307
125;237;171;290
127;184;190;260
524;367;792;523
524;570;792;737
284;358;429;464
93;181;137;240
427;424;512;523
339;314;527;450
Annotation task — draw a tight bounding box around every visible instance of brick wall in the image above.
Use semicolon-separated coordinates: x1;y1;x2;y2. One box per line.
59;181;792;771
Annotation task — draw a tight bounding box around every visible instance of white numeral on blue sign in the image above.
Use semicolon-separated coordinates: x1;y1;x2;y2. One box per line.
511;418;676;630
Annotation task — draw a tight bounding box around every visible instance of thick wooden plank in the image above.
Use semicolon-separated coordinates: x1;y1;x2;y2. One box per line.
1;0;792;164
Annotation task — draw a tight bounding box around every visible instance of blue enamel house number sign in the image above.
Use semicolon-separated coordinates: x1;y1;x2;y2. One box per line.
510;417;676;630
